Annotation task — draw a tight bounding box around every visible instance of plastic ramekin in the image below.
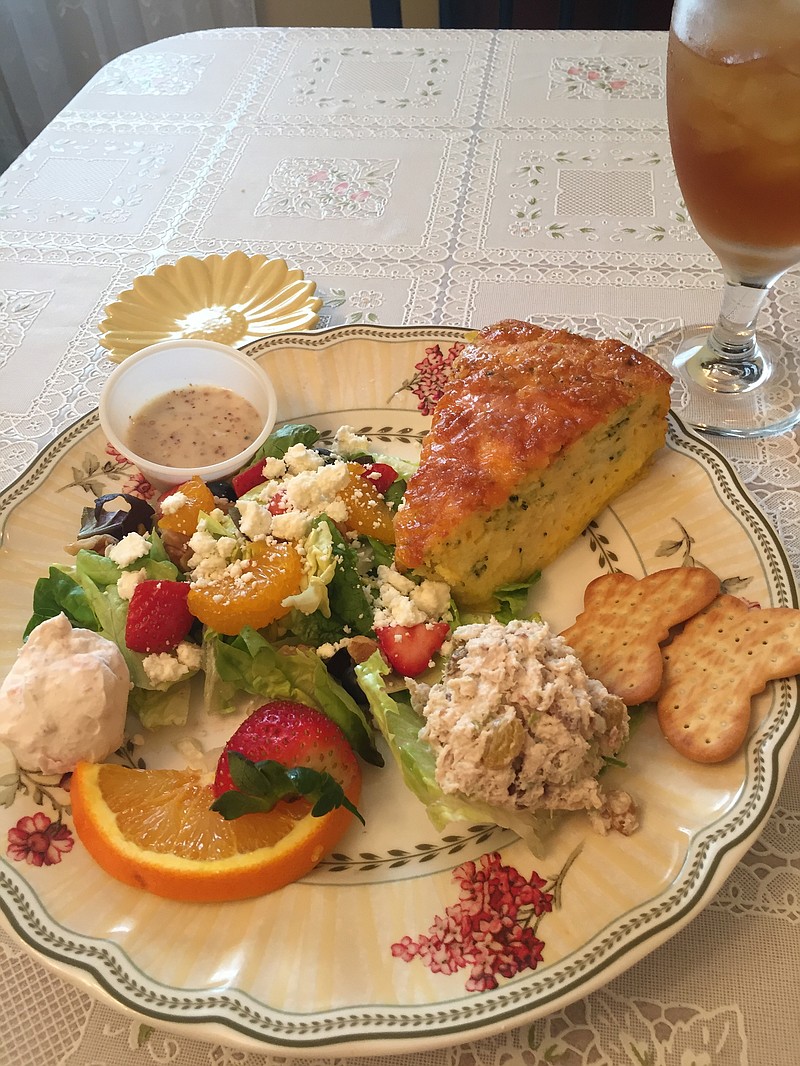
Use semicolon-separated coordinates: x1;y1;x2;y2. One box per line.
98;338;278;490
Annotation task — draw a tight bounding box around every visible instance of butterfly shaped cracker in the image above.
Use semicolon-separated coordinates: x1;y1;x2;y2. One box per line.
657;594;800;763
560;567;721;705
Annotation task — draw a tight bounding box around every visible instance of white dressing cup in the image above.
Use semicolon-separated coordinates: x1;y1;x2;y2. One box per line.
99;339;278;490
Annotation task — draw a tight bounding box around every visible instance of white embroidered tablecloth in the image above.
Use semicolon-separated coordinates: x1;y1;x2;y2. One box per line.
0;26;798;1066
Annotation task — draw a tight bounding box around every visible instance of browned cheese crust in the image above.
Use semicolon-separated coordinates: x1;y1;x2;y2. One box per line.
394;320;673;603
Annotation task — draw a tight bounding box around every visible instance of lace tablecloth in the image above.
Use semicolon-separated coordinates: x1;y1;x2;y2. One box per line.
0;26;798;1066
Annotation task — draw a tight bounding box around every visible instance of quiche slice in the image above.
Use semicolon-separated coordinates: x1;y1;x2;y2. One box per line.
394;320;672;607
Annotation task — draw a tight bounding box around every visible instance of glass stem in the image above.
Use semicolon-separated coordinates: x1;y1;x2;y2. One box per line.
706;277;770;362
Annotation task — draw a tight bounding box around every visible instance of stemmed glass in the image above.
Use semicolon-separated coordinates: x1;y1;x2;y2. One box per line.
663;0;800;437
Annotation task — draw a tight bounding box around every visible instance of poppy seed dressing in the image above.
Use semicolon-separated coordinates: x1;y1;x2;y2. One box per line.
126;385;262;467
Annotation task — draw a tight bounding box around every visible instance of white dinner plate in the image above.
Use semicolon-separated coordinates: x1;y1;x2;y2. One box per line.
0;324;798;1057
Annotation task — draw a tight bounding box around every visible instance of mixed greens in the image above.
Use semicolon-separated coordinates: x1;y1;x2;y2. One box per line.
24;421;541;827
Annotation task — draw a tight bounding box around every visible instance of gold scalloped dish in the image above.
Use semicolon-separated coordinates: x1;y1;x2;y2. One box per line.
98;252;322;363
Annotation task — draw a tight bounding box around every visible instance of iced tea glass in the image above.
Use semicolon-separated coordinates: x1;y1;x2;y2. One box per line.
665;0;800;436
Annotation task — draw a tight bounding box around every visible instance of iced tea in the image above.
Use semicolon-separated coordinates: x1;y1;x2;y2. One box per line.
667;29;800;282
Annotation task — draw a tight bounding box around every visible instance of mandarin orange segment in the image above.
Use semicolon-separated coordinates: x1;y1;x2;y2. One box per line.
157;475;216;536
341;463;396;544
70;761;360;902
187;538;303;635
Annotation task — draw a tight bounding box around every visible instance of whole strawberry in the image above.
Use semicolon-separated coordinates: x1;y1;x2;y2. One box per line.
125;579;194;654
213;699;360;797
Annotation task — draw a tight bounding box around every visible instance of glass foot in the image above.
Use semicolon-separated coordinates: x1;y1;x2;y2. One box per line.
647;324;800;439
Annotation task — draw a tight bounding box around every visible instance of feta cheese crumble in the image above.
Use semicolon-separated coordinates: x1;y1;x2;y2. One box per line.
187;528;240;582
116;566;148;601
160;490;189;515
373;564;451;629
333;425;371;457
107;531;151;568
237;499;273;540
253;458;352;543
284;443;325;474
142;640;201;685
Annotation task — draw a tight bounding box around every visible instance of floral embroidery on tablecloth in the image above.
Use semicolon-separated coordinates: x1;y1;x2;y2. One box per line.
0;289;53;372
549;56;663;99
294;46;452;109
92;53;213;96
323;287;384;324
392;848;579;991
255;157;397;219
613;197;696;242
1;140;168;225
510;147;670;241
713;807;800;921
528;988;748;1064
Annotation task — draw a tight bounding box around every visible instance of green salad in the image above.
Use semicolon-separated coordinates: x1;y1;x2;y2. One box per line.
24;421;540;818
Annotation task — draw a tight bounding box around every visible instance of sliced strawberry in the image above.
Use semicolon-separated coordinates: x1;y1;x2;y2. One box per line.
376;621;450;678
360;462;398;495
267;488;290;515
125;579;193;654
213;700;359;797
232;459;267;498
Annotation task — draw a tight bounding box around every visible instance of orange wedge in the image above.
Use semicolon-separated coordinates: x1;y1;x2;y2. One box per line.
70;761;360;903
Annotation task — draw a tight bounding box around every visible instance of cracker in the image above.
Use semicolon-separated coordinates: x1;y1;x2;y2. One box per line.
657;594;800;763
560;567;721;705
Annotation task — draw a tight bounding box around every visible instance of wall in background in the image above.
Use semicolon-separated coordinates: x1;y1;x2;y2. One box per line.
254;0;671;29
256;0;375;27
255;0;438;26
446;0;672;29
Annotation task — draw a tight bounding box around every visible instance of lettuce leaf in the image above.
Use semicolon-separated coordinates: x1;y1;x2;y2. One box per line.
249;423;320;463
456;572;542;626
205;627;383;766
258;519;378;648
202;629;240;717
382;478;407;513
281;519;336;617
26;548;146;639
78;493;155;540
366;450;418;481
268;608;348;648
356;651;547;850
355;653;443;812
129;680;193;730
493;572;542;623
198;509;240;540
318;517;374;637
26;566;100;637
365;535;395;570
24;541;197;715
